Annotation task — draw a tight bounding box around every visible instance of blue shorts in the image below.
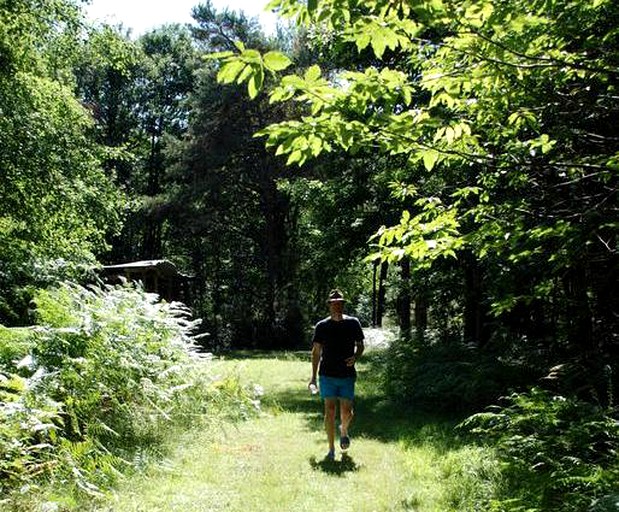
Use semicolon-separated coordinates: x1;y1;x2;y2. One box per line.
319;375;355;401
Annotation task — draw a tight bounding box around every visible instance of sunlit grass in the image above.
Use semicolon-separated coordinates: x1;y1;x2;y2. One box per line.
86;349;501;512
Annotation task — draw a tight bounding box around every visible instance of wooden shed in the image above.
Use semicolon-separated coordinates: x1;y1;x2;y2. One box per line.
101;260;193;303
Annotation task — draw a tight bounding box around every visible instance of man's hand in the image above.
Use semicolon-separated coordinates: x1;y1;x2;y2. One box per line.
345;355;356;367
308;379;319;395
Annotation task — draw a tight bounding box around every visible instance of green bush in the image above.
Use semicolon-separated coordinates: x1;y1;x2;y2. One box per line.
0;282;260;508
461;388;619;511
381;335;538;413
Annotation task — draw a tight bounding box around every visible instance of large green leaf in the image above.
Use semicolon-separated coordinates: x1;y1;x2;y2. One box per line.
263;51;292;72
217;60;245;84
247;66;264;99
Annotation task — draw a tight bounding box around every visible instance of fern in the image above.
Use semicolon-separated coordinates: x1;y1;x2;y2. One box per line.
461;389;619;511
0;281;257;507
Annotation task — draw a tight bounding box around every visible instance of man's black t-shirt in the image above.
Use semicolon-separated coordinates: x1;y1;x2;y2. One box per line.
312;315;364;378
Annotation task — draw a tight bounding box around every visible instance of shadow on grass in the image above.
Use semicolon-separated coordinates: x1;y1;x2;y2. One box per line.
309;453;360;476
269;386;464;452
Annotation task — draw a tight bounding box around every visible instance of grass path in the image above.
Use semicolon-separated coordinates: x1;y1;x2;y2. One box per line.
95;352;495;511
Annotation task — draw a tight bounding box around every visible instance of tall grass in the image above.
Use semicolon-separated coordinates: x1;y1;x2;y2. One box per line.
0;282;259;511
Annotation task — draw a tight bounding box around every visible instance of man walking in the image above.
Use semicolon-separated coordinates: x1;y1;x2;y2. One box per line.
309;289;364;460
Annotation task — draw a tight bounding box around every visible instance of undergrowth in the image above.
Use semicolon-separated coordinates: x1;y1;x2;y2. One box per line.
0;282;259;511
379;334;619;511
380;333;538;412
462;388;619;512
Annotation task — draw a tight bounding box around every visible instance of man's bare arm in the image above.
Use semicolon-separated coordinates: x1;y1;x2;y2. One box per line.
355;339;365;360
345;339;365;366
310;342;322;384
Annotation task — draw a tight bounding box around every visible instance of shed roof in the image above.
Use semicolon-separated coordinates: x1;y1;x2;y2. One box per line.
102;260;191;278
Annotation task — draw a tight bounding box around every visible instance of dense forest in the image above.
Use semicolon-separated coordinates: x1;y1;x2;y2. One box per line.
1;0;618;510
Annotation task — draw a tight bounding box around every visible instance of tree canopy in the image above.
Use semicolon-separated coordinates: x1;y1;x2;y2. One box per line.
212;0;619;387
0;0;123;323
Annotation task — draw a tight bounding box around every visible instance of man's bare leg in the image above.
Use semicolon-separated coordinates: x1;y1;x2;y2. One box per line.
339;398;354;444
324;398;337;453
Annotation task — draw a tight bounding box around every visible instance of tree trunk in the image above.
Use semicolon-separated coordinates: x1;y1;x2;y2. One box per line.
397;258;412;339
141;126;164;259
141;219;162;260
463;251;489;347
376;261;388;327
563;264;593;356
372;261;378;327
414;289;428;335
594;256;619;358
260;167;287;347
